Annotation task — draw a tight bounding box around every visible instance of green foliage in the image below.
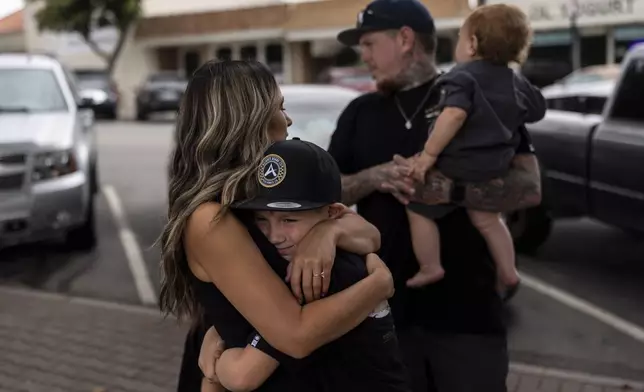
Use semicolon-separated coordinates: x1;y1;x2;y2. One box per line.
27;0;142;72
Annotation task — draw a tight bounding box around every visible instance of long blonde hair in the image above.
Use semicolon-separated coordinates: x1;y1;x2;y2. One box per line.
159;60;280;320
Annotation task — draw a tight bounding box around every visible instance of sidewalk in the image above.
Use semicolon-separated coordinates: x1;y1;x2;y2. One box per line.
1;286;643;392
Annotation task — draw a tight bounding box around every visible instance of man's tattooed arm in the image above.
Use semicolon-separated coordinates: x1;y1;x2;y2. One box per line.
340;171;378;207
461;154;542;212
411;153;542;212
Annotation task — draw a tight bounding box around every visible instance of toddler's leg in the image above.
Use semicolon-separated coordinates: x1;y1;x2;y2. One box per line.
467;210;520;287
406;209;445;287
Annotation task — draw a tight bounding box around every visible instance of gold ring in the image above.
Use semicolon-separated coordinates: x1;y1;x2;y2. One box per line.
320;271;325;278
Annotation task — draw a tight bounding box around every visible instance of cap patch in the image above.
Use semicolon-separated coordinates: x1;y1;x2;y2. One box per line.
258;154;286;188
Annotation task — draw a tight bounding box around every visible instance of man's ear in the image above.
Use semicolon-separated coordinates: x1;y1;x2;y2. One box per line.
398;26;416;53
328;203;348;219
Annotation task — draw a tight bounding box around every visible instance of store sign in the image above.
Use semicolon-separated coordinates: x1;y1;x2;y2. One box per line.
528;0;636;21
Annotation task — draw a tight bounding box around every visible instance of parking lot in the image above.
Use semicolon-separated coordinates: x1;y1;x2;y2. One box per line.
1;120;644;385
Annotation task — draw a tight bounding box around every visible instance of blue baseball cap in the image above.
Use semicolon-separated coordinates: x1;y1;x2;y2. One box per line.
337;0;436;46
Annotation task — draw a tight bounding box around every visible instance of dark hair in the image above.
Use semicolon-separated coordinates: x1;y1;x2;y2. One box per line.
159;60;280;321
464;4;532;64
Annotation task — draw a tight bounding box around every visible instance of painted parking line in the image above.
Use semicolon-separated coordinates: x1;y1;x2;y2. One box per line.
102;184;157;305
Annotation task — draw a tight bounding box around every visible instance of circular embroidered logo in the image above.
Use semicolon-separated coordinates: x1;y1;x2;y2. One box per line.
258;154;286;188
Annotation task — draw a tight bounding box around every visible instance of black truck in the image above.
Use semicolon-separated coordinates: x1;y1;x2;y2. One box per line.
507;44;644;252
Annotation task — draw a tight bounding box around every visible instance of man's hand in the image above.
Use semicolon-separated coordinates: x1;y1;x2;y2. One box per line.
288;219;337;304
372;158;416;204
199;326;225;384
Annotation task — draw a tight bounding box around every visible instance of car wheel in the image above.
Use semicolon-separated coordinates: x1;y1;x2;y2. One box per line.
506;204;553;254
107;108;117;120
64;197;97;251
90;163;99;195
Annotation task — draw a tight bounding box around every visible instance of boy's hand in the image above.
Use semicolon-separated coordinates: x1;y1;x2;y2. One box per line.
410;152;437;184
199;327;225;384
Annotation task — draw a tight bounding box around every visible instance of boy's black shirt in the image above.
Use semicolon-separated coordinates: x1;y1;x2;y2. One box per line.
191;210;410;391
248;250;411;392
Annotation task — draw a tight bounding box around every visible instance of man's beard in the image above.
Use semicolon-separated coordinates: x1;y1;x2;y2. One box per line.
376;78;407;96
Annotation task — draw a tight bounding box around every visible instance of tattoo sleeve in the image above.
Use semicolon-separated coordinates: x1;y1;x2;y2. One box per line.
460;153;542;212
340;170;377;207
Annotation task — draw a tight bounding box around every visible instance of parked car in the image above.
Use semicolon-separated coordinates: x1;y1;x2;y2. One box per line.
136;72;188;121
540;64;621;97
281;84;360;149
74;69;119;119
506;44;644;252
318;67;376;93
0;53;99;250
541;79;615;115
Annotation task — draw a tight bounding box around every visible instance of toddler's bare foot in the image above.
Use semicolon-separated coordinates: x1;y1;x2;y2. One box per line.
406;266;445;288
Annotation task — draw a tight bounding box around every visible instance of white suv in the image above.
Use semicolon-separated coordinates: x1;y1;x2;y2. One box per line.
0;53;99;250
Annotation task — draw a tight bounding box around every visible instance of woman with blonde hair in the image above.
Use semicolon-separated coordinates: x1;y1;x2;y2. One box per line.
160;60;395;391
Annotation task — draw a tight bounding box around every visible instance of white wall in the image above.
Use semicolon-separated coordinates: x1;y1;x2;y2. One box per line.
112;28;159;119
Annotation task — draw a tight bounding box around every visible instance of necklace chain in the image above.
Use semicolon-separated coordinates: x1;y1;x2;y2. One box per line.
394;85;433;130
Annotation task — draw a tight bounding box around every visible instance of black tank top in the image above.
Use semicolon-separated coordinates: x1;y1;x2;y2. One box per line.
189;209;295;391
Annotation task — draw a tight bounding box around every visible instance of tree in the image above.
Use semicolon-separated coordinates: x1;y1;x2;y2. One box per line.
28;0;141;75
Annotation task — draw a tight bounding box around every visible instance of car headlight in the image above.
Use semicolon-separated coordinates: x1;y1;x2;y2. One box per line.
32;150;78;181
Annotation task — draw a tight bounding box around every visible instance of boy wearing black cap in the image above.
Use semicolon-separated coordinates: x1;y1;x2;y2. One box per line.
212;139;411;392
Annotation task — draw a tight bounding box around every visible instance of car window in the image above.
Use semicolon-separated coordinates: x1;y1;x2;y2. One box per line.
609;58;644;122
546;96;606;115
0;68;68;112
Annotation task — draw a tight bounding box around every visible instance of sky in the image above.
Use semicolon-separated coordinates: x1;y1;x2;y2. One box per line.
0;0;23;19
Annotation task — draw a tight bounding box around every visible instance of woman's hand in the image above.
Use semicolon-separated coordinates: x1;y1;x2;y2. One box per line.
365;253;394;299
288;219;337;304
199;326;225;384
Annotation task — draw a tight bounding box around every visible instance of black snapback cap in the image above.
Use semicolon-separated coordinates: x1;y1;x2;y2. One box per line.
234;139;342;211
338;0;436;46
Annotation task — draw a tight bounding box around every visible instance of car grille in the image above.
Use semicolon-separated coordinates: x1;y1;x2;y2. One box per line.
0;153;26;191
0;173;24;190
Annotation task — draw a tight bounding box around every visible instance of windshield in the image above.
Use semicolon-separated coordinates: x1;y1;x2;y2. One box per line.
0;68;68;112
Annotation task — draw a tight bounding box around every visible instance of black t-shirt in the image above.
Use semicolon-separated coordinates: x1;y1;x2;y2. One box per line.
191;211;411;391
189;210;297;391
248;249;411;392
327;76;535;334
434;60;545;181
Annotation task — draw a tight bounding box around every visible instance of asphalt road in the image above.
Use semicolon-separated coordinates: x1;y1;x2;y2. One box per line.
1;120;643;382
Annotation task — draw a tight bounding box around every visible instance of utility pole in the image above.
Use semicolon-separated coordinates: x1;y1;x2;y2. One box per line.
569;0;581;70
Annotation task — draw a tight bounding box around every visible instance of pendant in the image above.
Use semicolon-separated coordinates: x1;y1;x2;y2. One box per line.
405;121;412;130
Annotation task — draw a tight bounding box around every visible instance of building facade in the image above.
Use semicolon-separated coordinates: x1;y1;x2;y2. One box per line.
489;0;644;66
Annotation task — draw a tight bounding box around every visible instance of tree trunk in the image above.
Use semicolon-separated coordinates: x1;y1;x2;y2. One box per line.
107;25;131;76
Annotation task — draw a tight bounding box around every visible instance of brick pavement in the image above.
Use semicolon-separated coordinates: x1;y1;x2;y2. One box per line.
1;286;643;392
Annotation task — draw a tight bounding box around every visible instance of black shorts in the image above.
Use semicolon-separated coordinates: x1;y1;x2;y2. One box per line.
397;326;508;392
407;202;458;220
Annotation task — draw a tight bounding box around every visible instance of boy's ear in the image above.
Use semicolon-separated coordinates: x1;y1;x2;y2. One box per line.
327;203;346;219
